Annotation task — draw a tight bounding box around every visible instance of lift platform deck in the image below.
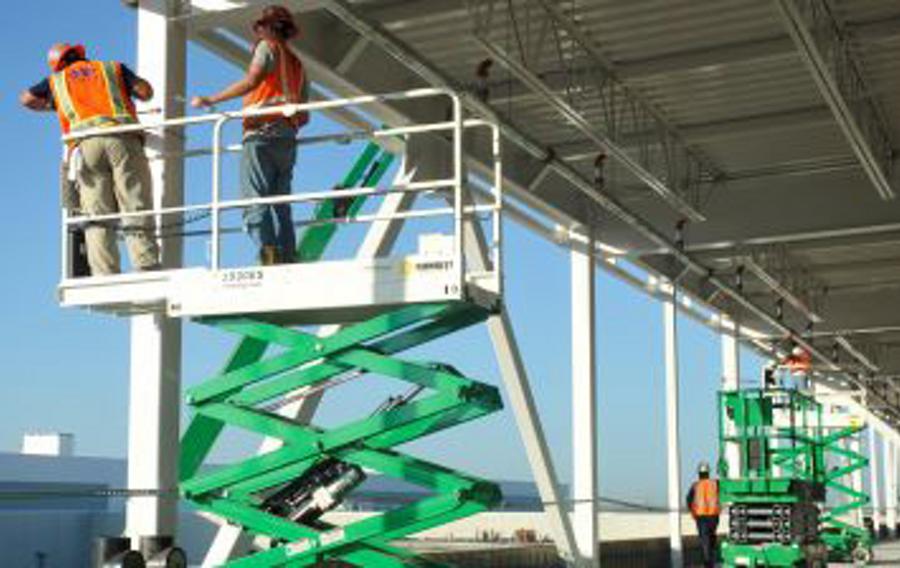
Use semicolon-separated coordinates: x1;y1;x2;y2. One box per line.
59;252;500;324
56;88;502;325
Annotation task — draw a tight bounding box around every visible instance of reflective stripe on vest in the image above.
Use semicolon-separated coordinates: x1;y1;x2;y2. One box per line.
49;61;137;135
242;41;308;132
691;479;720;517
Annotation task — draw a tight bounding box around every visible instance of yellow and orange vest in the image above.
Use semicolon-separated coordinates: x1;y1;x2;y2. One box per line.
49;60;137;135
242;40;309;132
691;479;720;518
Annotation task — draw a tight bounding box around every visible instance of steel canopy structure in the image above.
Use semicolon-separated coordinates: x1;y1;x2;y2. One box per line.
82;0;900;565
186;0;900;408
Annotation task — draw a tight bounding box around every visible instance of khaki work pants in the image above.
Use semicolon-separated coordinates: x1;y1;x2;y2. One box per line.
77;134;160;275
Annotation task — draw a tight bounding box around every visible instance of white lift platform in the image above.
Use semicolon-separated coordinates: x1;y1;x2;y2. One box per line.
56;89;503;324
60;245;501;324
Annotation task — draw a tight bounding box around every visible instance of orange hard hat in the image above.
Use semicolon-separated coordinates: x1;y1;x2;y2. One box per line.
47;43;86;72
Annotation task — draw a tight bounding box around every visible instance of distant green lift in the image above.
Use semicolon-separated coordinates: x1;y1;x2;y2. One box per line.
178;143;504;567
718;388;873;567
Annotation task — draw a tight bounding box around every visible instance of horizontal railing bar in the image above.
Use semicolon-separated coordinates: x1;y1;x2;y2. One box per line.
156;118;490;161
64;180;456;226
158;204;499;239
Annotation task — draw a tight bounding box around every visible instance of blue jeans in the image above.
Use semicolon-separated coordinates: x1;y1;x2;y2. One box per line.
240;127;297;259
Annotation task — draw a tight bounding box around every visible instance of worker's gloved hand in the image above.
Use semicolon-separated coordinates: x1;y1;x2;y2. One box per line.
191;96;213;109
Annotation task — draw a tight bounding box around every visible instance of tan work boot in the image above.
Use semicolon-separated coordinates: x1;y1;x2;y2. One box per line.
259;245;279;266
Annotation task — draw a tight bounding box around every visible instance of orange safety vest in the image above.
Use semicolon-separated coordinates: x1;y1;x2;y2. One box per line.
242;40;309;132
49;60;138;135
691;479;720;518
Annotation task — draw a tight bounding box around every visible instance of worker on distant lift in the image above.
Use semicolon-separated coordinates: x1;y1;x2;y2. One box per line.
20;43;161;275
191;4;310;266
687;461;721;568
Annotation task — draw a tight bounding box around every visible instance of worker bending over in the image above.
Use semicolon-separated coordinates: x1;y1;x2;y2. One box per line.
687;461;721;568
192;4;310;265
20;43;160;275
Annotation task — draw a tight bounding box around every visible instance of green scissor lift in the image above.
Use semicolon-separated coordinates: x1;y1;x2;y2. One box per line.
719;388;829;567
178;144;504;567
719;385;874;567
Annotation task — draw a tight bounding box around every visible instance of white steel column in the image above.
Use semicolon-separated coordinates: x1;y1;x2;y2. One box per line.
571;228;599;567
663;282;683;567
870;427;883;532
126;0;186;541
721;317;741;479
884;439;897;535
721;318;740;389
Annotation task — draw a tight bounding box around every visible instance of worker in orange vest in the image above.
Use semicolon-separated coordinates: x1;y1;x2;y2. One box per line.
191;4;309;265
687;461;721;568
20;43;160;275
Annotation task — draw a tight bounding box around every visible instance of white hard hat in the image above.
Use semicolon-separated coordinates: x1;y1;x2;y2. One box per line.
698;461;711;475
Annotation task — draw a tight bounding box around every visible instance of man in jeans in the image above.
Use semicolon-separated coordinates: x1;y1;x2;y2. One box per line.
21;43;160;275
192;5;309;265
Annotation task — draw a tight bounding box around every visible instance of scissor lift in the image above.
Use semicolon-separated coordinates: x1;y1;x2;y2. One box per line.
818;404;874;565
60;90;506;567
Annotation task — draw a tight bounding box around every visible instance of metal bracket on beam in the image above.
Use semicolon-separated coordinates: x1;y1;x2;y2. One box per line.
468;0;720;222
774;0;896;200
742;244;828;324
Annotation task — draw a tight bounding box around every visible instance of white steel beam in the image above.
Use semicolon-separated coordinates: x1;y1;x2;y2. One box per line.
464;215;580;562
487;313;580;564
126;0;186;543
774;0;895;200
663;282;684;567
571;227;599;567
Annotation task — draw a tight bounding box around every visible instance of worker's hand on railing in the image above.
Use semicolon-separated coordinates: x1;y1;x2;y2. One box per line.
191;96;214;110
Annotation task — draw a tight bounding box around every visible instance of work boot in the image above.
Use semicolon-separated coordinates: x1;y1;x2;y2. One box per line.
278;248;296;265
332;196;353;219
259;245;279;266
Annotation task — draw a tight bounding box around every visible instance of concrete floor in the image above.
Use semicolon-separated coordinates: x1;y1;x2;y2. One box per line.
833;539;900;567
868;540;900;566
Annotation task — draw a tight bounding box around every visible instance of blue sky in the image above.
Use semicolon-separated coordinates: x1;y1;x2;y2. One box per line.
0;2;766;509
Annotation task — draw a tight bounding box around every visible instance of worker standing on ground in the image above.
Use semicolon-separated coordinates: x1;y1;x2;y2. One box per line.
191;4;309;265
687;461;721;568
20;43;160;275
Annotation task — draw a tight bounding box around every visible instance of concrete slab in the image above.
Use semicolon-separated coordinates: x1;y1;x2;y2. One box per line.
833;539;900;567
